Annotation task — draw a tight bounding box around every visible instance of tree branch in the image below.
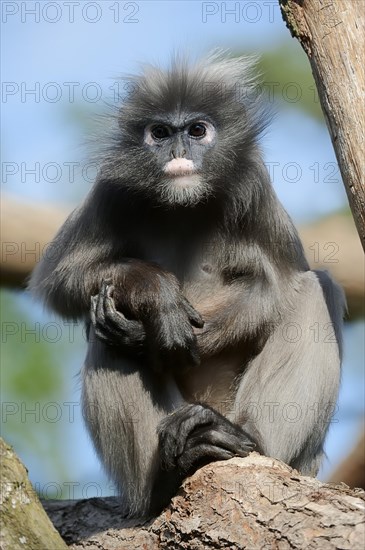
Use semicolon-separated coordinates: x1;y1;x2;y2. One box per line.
2;424;365;549
1;195;363;317
279;0;365;251
42;454;365;549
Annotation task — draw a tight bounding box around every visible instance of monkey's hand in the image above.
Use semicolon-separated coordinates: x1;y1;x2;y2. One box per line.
145;293;204;372
158;404;256;475
90;281;146;349
90;279;204;371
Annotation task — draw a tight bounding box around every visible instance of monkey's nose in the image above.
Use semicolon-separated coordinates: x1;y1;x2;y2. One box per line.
171;147;187;159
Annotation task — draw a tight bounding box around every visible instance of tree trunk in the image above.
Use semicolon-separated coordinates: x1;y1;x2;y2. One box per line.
0;438;67;550
279;0;365;251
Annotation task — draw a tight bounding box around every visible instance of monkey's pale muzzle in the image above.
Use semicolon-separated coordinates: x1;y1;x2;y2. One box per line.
163;158;195;176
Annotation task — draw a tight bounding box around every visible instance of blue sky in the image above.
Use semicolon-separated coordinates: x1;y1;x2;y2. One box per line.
2;0;347;217
1;0;363;497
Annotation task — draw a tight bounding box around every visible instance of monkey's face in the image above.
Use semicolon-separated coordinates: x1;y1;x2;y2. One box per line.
110;55;266;209
142;114;217;206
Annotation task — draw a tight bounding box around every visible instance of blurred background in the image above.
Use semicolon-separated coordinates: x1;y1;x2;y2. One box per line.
1;0;364;500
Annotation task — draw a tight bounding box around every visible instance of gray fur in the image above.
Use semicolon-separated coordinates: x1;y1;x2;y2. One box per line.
30;53;345;517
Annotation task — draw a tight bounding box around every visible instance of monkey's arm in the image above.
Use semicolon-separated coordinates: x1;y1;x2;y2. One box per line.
89;252;285;364
31;202;206;372
30;209;126;319
90;279;203;371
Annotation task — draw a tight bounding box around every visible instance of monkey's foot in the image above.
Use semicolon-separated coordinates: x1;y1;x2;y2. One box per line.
158;403;256;475
90;280;145;347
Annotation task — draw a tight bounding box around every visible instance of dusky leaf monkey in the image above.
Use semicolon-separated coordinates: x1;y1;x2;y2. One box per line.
31;53;345;517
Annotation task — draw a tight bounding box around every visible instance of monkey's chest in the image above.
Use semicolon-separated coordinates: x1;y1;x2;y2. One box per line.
134;235;217;282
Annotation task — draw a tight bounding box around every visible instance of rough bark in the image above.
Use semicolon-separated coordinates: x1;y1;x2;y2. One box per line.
0;438;67;550
1;195;364;317
0;439;365;550
279;0;365;251
2;438;365;549
41;454;365;549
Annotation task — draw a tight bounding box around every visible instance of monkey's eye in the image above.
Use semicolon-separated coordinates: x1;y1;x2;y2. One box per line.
151;125;170;140
188;123;207;138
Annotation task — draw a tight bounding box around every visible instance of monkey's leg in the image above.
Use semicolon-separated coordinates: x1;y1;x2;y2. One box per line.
231;270;344;476
82;334;184;518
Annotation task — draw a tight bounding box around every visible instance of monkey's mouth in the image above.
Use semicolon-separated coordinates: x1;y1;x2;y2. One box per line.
163;158;196;177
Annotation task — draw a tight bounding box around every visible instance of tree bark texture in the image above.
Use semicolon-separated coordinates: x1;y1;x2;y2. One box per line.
0;437;67;550
1;430;365;548
279;0;365;251
40;455;365;550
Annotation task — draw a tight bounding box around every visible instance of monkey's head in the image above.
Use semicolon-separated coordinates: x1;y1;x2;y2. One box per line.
102;53;268;208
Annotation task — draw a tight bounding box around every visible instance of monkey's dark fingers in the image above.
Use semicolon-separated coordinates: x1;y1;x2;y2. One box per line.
91;281;119;330
90;293;119;345
93;282;108;326
158;403;256;471
90;295;102;330
184;426;255;458
158;404;210;469
90;283;110;327
91;279;115;329
181;297;204;328
90;286;145;347
176;444;234;474
175;427;256;474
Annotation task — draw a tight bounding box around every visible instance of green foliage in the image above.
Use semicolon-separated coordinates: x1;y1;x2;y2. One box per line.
0;289;71;480
1;290;62;401
258;45;324;120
